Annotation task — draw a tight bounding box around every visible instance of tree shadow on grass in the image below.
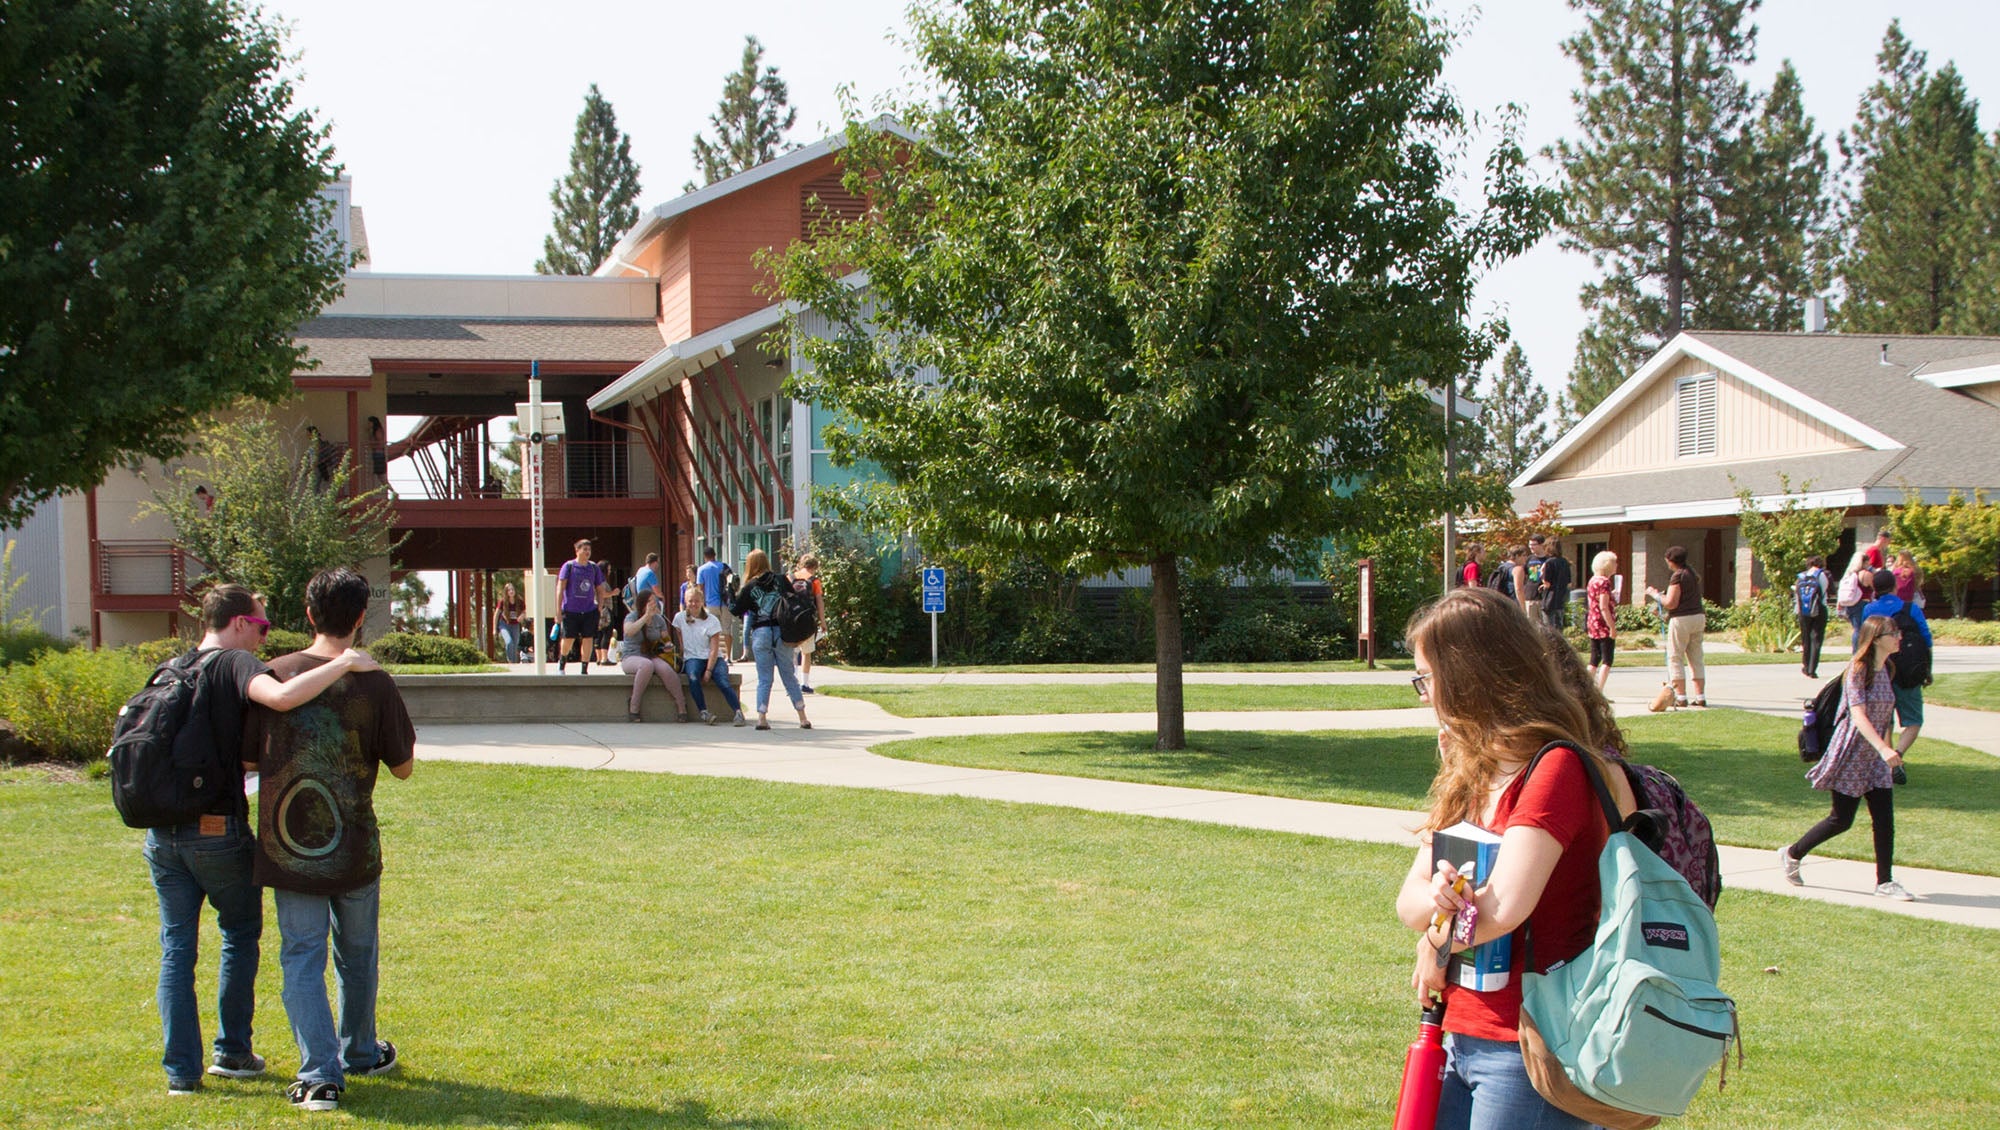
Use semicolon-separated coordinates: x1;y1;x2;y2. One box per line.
364;1073;791;1129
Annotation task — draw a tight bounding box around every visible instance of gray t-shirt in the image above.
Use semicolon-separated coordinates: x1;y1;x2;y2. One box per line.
620;610;670;659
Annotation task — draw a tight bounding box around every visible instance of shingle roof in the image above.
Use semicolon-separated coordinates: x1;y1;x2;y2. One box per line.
1514;330;2000;519
293;317;667;378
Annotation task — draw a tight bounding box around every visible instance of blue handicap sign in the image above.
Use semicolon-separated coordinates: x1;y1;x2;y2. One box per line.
921;567;946;613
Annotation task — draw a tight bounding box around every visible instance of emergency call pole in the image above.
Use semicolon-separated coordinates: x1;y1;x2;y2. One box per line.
518;363;565;677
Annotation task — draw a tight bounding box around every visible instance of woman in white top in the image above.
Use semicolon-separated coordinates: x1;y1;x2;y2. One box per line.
674;588;746;726
620;589;689;723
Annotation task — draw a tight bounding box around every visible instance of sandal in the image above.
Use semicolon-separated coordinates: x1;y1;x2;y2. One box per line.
755;721;771;731
799;720;812;730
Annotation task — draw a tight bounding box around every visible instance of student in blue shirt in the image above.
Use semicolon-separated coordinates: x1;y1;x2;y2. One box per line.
1860;567;1931;759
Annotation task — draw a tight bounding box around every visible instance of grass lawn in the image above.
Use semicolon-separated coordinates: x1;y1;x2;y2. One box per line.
1608;649;1850;668
2;761;1995;1128
381;663;509;675
820;683;1414;717
873;710;2000;876
830;658;1415;674
1925;672;2000;712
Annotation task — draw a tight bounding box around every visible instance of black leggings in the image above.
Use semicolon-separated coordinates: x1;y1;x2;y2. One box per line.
1790;789;1895;885
1798;613;1827;674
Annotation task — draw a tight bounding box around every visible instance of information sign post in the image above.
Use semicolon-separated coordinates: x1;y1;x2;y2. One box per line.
516;363;565;677
921;566;946;668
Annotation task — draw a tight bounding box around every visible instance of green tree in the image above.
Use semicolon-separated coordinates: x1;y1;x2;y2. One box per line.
1471;344;1553;480
1887;489;2000;619
390;573;440;634
775;0;1556;749
0;0;348;525
1553;0;1759;419
1732;475;1844;588
1712;62;1831;331
688;36;797;190
146;412;402;633
536;85;643;275
1833;24;1991;335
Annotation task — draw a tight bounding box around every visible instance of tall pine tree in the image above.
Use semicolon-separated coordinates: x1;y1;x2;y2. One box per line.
536;85;642;276
1470;344;1553;480
688;36;797;190
1552;1;1827;423
1834;23;1991;334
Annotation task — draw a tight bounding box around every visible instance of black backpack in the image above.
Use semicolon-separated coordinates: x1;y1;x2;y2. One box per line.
107;649;232;829
1487;562;1514;598
1799;673;1845;762
1889;609;1932;688
776;577;820;645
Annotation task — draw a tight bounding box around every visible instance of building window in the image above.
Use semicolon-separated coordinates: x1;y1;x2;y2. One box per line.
1675;374;1717;458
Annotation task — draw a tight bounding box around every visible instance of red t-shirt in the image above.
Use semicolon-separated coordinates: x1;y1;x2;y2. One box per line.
1443;748;1609;1042
1862;545;1886;570
1461;561;1481;588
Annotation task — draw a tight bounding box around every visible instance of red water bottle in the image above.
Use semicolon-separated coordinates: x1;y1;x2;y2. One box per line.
1392;998;1448;1130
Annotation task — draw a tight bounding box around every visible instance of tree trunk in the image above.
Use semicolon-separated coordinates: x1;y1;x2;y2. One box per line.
1152;554;1186;751
1949;580;1968;620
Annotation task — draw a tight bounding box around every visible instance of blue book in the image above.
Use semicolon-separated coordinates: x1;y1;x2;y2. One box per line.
1433;821;1513;991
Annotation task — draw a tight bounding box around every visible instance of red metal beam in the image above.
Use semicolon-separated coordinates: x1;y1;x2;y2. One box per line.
719;356;790;520
695;366;765;521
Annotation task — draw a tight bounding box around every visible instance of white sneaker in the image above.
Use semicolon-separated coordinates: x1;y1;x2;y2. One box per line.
1777;847;1803;886
1874;880;1916;902
732;710;749;727
700;710;716;725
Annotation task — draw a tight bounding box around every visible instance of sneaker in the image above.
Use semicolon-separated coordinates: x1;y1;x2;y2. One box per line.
1673;696;1688;709
732;710;748;727
167;1078;203;1096
207;1050;266;1078
800;684;814;694
1777;847;1802;886
1690;696;1706;708
287;1080;341;1111
628;711;642;723
1875;880;1916;902
700;710;716;725
351;1039;398;1077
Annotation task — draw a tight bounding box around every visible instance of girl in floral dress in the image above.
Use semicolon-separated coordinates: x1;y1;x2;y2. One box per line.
1779;615;1914;900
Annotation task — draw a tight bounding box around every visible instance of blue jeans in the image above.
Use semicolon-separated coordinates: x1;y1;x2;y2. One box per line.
749;625;803;713
682;657;741;715
496;621;521;663
143;817;261;1083
1435;1033;1593;1130
273;882;384;1087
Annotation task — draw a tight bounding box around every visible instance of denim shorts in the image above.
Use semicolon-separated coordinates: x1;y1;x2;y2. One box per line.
1893;683;1924;727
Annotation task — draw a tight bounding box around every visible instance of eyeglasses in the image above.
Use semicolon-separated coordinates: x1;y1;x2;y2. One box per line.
1411;672;1432;699
240;615;271;637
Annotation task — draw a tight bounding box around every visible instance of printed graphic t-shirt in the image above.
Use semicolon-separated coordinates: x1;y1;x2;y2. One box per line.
247;652;416;895
558;560;605;613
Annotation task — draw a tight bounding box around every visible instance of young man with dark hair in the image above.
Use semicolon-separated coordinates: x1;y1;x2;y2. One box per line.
1862;566;1932;759
1538;534;1573;631
556;539;609;674
245;568;416;1113
695;545;738;662
147;584;378;1097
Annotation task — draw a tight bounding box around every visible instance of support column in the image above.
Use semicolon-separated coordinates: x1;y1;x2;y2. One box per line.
1629;530;1656;606
1733;525;1756;603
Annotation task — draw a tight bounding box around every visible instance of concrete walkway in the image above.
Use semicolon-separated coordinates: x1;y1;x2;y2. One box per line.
418;647;2000;929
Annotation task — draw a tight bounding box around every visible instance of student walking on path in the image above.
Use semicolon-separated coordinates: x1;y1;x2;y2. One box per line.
620;589;689;723
556;539;609;675
732;549;811;731
492;582;524;664
1779;614;1915;901
1584;551;1618;690
1796;555;1831;679
791;553;827;694
674;589;746;725
1646;545;1706;707
1861;567;1932;759
1397;587;1637;1130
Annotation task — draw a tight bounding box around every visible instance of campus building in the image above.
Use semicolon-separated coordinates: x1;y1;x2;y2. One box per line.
1511;327;2000;614
10;127;904;647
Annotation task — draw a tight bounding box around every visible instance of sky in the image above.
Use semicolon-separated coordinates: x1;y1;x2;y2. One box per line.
264;0;2000;405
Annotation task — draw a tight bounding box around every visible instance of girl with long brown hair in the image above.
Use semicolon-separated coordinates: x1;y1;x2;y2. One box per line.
1395;587;1633;1130
1779;614;1914;900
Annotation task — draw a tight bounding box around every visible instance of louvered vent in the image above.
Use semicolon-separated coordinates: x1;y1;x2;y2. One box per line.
1675;374;1717;458
801;173;866;231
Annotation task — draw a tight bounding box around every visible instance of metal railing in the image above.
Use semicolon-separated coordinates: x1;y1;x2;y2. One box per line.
403;440;658;502
94;540;200;597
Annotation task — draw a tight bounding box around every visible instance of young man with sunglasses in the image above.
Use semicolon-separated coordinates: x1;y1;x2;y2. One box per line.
147;584;379;1098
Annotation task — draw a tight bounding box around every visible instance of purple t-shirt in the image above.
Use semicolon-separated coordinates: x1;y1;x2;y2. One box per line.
558;560;605;613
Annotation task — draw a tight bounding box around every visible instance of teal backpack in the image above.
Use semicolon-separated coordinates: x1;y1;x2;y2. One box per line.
1516;743;1740;1129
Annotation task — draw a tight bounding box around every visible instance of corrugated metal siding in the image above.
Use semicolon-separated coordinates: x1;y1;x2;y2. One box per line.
1550;356;1858;479
0;498;66;635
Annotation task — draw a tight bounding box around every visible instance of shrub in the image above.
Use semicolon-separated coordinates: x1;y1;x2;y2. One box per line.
1736;589;1801;653
259;628;313;659
0;646;153;763
128;636;192;667
1929;618;2000;646
368;632;488;666
1614;602;1663;634
0;627;71;668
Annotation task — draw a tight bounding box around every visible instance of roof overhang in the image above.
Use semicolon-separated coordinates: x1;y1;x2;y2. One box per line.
1913;359;2000;389
587;303;786;412
1512;333;1905;490
1544;485;1969;528
595;116;921;278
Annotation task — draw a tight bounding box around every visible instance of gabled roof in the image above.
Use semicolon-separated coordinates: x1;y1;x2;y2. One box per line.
594;116;920;278
294;316;667;378
1512;330;2000;523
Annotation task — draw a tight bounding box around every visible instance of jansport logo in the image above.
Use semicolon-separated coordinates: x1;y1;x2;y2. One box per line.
1641;922;1690;950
